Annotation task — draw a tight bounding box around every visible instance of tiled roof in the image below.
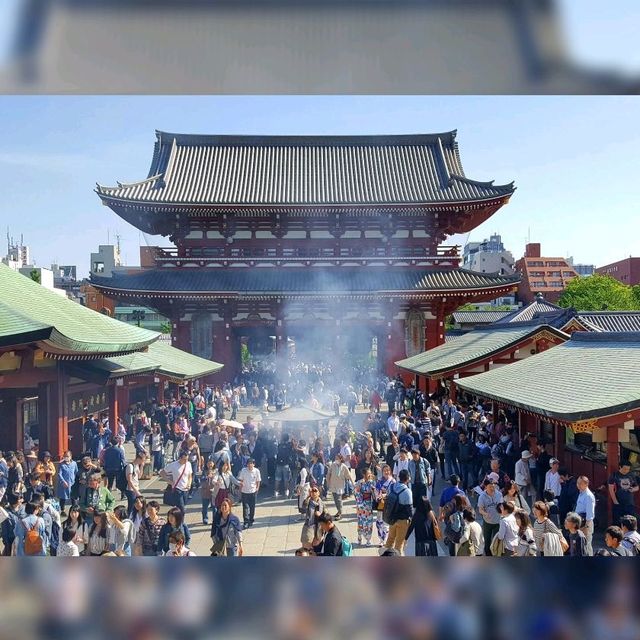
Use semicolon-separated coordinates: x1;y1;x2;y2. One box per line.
91;267;519;296
70;341;223;383
0;264;158;357
96;130;515;206
494;298;562;323
576;312;640;333
452;310;512;324
456;332;640;422
396;323;568;378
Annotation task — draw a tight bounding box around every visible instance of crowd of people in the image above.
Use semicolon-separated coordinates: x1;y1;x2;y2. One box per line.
0;371;639;557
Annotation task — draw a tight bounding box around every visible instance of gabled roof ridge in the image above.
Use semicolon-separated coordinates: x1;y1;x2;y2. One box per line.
578;310;640;316
154;129;460;148
569;331;640;343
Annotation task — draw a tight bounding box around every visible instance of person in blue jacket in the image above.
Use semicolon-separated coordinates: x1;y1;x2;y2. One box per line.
14;500;48;556
56;451;78;516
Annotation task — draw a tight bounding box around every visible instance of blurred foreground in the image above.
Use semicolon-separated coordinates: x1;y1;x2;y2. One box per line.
0;560;637;640
0;0;638;93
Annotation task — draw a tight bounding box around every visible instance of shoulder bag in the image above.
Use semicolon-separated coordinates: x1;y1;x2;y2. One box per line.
163;464;187;506
430;511;443;541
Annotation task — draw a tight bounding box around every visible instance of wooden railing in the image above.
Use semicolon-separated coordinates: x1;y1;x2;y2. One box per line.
150;245;460;267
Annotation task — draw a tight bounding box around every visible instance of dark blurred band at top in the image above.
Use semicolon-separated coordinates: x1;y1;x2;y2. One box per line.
1;0;638;94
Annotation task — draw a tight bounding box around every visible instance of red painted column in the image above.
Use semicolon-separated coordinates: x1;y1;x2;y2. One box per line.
40;364;69;459
384;318;407;378
449;379;457;403
116;385;129;418
156;377;165;404
108;384;119;434
173;319;191;352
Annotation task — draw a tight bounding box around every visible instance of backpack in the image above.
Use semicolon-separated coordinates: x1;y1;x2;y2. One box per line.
22;519;43;556
341;536;353;557
445;511;465;545
623;535;640;556
382;484;404;525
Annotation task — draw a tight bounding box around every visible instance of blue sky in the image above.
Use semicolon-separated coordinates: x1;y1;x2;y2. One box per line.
0;95;638;276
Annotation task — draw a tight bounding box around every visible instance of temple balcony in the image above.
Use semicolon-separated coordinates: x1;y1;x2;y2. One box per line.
147;245;460;269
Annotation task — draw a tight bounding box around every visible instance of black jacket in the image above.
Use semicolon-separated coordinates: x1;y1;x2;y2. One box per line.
406;509;437;543
314;525;343;556
385;444;400;468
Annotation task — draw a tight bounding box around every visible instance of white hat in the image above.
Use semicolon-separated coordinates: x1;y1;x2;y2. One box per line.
550;458;560;466
487;472;500;483
521;450;533;459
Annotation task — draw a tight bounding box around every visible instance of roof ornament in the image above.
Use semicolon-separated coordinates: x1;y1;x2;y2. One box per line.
535;292;545;303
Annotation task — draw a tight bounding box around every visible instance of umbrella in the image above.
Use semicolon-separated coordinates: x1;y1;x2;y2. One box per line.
219;419;244;430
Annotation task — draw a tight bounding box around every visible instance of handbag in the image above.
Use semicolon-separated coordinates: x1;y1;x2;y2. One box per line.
430;512;443;541
490;533;504;557
210;536;227;556
163;464;187;506
558;533;569;554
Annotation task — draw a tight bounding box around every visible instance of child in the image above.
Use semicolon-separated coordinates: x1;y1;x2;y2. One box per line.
57;526;80;557
543;490;560;527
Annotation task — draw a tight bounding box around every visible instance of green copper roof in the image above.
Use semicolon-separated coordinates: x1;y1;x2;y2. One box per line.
0;263;158;357
396;323;568;378
70;340;223;383
455;332;640;422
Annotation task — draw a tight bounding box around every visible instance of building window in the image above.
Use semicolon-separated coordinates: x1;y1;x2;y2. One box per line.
93;262;105;273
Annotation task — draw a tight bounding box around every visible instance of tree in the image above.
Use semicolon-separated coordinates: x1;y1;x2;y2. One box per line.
29;268;40;284
632;285;640;310
558;274;637;311
160;321;172;334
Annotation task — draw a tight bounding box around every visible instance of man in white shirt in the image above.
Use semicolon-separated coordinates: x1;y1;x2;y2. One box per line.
238;459;262;528
515;450;533;506
393;448;410;479
387;410;400;437
339;438;352;465
161;450;192;512
125;451;145;513
496;502;519;556
544;458;562;498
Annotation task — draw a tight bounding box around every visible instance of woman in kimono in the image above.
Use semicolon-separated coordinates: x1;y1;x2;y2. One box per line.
354;468;376;546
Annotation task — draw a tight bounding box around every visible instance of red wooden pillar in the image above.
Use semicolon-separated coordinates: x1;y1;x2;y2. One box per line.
449;378;457;403
173;318;191;352
108;384;119;433
116;385;129;417
384;318;406;378
39;364;69;459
